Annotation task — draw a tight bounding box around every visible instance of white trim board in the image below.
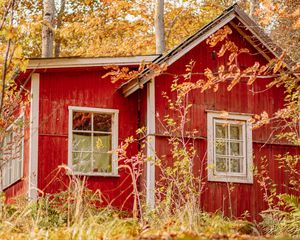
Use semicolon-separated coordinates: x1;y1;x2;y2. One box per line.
28;55;159;69
68;106;119;176
28;73;40;199
146;78;156;209
207;111;253;184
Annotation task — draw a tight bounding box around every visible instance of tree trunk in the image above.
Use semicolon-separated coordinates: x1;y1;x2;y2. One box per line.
155;0;165;54
55;0;65;57
42;0;55;58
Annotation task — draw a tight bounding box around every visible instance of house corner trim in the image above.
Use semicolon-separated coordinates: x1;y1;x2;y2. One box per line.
146;78;156;209
28;73;40;200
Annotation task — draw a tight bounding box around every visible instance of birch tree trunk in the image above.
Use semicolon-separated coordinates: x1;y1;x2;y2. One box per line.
155;0;165;54
42;0;55;58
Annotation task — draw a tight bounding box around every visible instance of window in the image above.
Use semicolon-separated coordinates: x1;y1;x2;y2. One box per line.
207;111;253;183
68;106;119;176
1;115;24;189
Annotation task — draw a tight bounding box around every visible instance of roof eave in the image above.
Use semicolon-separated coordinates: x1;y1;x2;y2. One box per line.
27;55;159;70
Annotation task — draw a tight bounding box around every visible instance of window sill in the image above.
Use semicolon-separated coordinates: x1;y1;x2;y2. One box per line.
67;171;120;177
208;175;253;184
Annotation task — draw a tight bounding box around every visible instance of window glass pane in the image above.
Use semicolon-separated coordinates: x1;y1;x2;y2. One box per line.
3;131;13;159
216;157;228;172
73;112;92;131
230;125;242;140
215;139;227;155
15;141;23;160
73;133;92;151
11;159;16;182
93;153;112;173
17;159;22;179
215;124;227;138
93;134;112;152
230;142;243;156
3;164;7;187
8;160;12;184
230;158;242;173
72;152;91;173
94;113;112;132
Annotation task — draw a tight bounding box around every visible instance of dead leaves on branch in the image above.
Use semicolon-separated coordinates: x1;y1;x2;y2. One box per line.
104;25;290;106
103;62;168;84
206;25;232;48
250;112;270;130
102;62;146;83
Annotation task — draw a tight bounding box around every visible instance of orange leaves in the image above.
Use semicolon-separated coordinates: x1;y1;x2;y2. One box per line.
102;63;144;84
219;42;249;66
227;74;241;91
273;52;285;74
202;68;216;92
84;0;92;5
207;27;250;70
247;75;257;86
148;62;168;75
206;25;232;48
293;17;300;29
251;111;270;130
102;62;168;84
228;53;236;65
218;40;238;57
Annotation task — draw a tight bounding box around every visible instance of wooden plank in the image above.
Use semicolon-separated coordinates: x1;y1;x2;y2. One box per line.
28;73;40;200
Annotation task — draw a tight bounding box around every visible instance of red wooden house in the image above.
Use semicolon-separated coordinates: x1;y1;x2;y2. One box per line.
1;5;298;218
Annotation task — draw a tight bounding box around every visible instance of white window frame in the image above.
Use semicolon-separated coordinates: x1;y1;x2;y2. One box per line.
1;114;25;190
68;106;119;177
207;111;253;184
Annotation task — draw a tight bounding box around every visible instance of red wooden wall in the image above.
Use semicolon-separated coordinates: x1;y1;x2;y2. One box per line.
4;19;299;221
37;67;139;210
153;23;299;220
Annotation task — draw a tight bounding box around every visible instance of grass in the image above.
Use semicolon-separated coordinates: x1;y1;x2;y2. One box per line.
0;176;299;239
0;192;299;239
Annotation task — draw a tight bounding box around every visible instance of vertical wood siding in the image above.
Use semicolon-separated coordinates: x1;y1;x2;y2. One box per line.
5;19;299;220
38;68;139;210
153;25;299;219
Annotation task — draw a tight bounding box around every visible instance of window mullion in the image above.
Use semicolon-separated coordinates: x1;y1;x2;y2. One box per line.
242;123;246;174
228;124;231;173
112;114;115;174
213;119;217;174
91;113;94;172
10;133;13;182
70;109;73;170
